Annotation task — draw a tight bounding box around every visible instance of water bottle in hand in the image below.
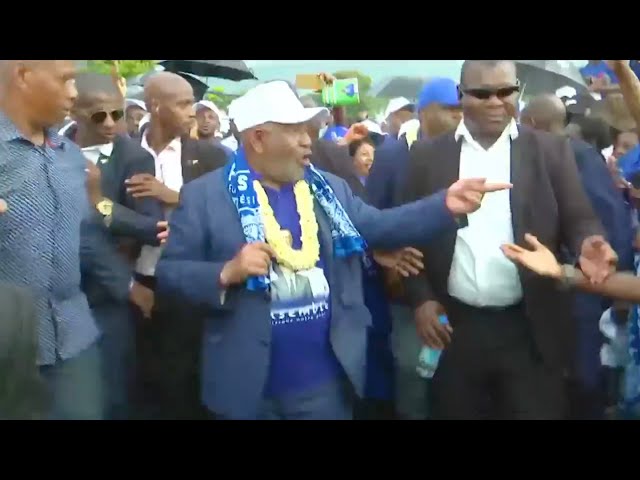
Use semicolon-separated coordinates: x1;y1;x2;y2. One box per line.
416;315;449;379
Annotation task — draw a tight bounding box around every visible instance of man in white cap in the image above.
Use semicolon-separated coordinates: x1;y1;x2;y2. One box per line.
125;98;147;139
384;96;415;140
154;79;511;420
194;99;234;158
194;100;222;140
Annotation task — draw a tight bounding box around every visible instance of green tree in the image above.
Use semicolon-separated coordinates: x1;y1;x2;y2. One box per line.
86;60;157;79
205;86;236;110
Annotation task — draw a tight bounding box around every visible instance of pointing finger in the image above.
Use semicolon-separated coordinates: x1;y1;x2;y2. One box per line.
479;182;513;193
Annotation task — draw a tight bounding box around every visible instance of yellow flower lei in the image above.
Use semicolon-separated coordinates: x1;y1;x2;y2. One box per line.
254;180;320;271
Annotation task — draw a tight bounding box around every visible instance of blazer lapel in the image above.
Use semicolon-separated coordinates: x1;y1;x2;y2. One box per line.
437;134;462;271
510;128;535;245
180;136;195;183
313;200;334;282
439;134;462;190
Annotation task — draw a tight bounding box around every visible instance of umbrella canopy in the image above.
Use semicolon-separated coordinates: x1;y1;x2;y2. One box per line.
515;60;587;98
158;60;256;81
369;76;430;100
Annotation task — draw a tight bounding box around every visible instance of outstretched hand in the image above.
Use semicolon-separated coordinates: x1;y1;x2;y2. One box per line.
501;234;562;279
579;235;617;284
446;177;512;215
373;247;424;277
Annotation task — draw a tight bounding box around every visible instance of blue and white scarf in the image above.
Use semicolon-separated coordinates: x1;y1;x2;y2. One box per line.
225;147;367;291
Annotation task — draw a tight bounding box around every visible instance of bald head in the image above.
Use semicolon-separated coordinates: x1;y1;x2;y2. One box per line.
521;94;567;135
144;72;193;106
142;71;195;138
0;60;77;130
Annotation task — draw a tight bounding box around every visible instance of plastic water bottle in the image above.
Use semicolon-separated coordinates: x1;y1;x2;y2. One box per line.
416;315;449;379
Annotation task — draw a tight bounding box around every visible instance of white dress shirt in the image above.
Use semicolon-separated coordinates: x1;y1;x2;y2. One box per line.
81;143;114;165
136;131;183;277
447;119;523;307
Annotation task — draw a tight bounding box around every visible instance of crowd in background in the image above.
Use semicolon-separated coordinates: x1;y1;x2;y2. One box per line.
1;59;640;420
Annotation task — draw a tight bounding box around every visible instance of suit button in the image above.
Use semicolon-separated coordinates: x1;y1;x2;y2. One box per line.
260;340;270;347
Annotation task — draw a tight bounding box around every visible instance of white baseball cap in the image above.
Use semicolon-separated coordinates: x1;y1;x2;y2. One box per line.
384;97;414;119
361;119;383;136
228;80;329;133
194;100;222;117
125;98;147;111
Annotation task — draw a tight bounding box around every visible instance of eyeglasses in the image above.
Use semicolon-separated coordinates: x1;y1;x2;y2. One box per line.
91;109;124;124
460;83;520;100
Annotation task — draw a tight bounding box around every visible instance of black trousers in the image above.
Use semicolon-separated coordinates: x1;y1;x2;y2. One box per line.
430;301;566;420
132;275;208;420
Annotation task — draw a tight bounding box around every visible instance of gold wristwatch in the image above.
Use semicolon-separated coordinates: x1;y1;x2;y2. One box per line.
95;198;114;226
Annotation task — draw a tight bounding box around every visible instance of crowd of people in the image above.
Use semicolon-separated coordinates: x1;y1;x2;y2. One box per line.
1;59;640;420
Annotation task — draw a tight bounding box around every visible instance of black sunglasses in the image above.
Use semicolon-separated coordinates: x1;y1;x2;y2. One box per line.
91;109;124;124
460;83;520;100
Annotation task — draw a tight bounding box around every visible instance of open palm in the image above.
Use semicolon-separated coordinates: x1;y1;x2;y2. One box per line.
501;234;562;278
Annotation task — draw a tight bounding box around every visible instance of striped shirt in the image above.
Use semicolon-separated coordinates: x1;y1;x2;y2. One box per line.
0;111;99;365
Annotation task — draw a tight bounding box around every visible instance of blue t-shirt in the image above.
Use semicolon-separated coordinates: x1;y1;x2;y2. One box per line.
263;184;342;397
322;125;349;143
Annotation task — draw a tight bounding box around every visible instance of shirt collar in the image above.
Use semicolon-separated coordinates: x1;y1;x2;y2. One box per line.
81;143;114;157
0;110;66;149
454;118;519;143
141;128;181;153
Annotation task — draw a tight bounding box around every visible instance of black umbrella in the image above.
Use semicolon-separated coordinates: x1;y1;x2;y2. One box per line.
515;61;587;98
158;60;256;81
369;76;429;100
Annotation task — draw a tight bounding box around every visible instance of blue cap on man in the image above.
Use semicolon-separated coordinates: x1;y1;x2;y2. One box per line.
417;77;460;111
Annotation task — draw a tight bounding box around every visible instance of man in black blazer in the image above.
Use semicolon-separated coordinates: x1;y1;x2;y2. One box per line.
132;72;228;419
67;72;165;419
402;60;617;419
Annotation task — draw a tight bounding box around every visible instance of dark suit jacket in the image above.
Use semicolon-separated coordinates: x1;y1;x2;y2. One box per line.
65;127;164;247
570;138;635;387
311;139;365;198
104;135;164;246
0;284;47;419
366;134;410;209
402;126;604;369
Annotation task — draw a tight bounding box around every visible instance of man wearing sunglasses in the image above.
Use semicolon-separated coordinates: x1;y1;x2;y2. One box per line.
132;72;228;420
65;72;165;420
402;60;617;420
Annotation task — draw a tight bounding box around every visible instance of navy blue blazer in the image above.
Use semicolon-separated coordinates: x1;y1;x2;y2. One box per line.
366;134;410;209
155;168;459;419
570;138;634;272
570;138;634;389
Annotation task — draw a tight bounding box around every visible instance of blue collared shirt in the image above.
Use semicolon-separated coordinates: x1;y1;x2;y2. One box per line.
0;112;99;365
